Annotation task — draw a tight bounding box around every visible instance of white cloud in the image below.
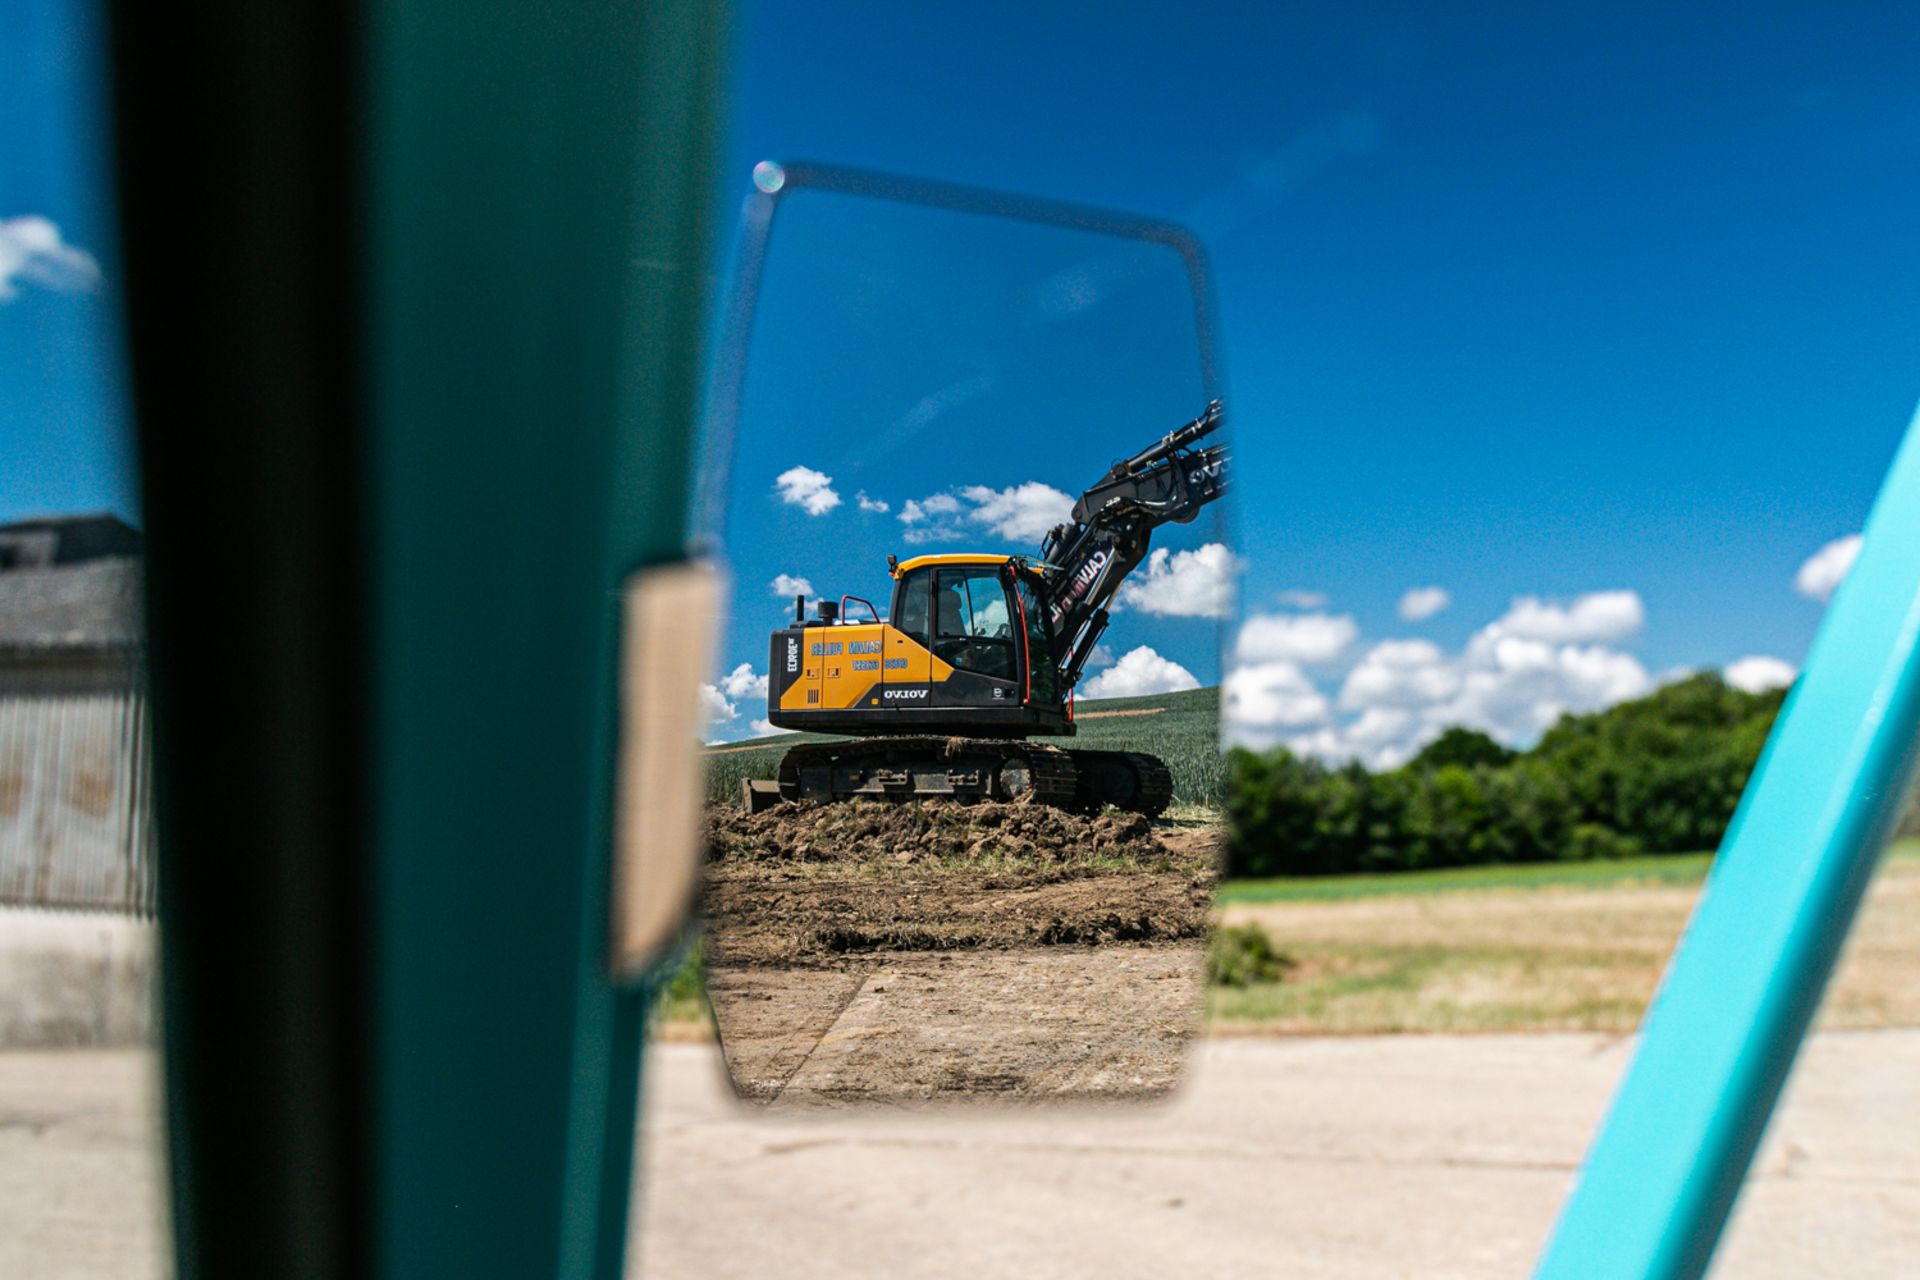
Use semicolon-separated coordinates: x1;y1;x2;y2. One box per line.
1276;589;1329;609
1236;611;1357;664
700;664;770;729
774;465;841;516
1277;707;1433;770
1270;724;1345;759
900;493;961;523
1345;707;1421;754
1434;640;1649;743
1117;542;1241;619
898;492;964;544
698;683;737;726
1079;645;1199;699
1398;586;1451;622
1491;590;1644;644
958;482;1075;542
856;492;890;514
748;718;783;737
898;483;1073;546
1322;605;1654;764
1337;639;1459;709
1224;660;1332;729
715;662;768;702
0;216;100;301
770;573;814;599
1725;655;1797;693
1085;644;1117;669
1795;534;1861;604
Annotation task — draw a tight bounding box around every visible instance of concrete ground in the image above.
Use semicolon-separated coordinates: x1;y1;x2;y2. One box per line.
0;909;154;1047
3;1033;1916;1278
633;1032;1920;1280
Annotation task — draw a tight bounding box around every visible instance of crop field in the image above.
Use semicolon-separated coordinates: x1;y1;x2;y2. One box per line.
1210;842;1920;1034
702;684;1224;809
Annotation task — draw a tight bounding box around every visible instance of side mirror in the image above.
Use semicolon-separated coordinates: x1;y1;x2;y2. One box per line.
688;163;1230;1107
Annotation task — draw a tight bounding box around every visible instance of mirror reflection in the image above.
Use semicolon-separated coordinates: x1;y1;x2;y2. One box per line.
692;180;1228;1106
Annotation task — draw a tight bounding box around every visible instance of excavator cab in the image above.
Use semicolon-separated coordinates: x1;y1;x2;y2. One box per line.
766;553;1069;740
890;556;1053;704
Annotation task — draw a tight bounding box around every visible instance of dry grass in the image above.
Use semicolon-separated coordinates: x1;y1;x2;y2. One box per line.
1211;849;1920;1034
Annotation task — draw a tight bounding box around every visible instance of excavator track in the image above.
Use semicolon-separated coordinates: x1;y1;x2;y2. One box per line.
776;736;1079;807
1065;749;1175;817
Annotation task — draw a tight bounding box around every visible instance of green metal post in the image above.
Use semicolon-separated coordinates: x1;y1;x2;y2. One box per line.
366;2;729;1276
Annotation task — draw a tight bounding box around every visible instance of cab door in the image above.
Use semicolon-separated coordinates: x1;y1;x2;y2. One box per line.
928;565;1020;707
883;566;935;709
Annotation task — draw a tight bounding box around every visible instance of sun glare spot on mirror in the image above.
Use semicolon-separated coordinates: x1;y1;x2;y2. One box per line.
751;160;786;194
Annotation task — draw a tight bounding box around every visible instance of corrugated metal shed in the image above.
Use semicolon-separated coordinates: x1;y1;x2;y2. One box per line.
0;538;155;915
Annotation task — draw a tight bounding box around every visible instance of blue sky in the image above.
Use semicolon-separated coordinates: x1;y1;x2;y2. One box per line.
0;0;130;524
6;2;1919;763
702;1;1920;759
701;183;1226;734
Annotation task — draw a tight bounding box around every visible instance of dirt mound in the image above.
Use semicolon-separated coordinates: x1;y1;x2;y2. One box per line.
701;801;1218;968
706;800;1174;869
699;799;1221;1104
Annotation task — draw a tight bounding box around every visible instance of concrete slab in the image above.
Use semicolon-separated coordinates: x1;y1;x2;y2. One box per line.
633;1031;1920;1279
713;947;1203;1106
0;908;154;1046
2;1032;1916;1278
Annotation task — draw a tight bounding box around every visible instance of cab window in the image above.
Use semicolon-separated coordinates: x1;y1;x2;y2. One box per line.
932;567;1015;680
894;567;931;645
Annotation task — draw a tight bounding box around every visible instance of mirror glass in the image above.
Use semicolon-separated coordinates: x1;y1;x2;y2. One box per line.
689;175;1229;1106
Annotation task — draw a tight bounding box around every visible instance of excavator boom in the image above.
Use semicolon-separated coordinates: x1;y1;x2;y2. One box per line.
1038;399;1227;687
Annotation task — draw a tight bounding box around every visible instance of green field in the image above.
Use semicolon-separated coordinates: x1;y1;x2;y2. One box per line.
1218;840;1920;905
1217;850;1717;903
703;684;1224;809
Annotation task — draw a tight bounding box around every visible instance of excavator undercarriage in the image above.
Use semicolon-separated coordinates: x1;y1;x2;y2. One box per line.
775;737;1174;816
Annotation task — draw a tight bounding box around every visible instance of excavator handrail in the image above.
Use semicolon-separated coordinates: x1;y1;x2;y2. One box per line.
838;594;881;624
1010;573;1033;705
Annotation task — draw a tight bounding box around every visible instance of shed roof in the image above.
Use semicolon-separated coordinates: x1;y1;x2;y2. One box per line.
0;557;143;653
0;513;141;569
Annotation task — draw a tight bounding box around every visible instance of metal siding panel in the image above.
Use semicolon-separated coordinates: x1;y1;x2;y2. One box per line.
0;682;155;914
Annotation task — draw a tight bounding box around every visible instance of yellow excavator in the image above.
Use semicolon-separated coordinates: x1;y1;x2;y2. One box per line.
763;400;1226;814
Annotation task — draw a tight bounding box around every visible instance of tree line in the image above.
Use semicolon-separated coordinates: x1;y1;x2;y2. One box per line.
1226;673;1792;877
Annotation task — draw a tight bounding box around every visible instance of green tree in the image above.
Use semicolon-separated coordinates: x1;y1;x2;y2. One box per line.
1409;727;1515;771
1226;671;1793;877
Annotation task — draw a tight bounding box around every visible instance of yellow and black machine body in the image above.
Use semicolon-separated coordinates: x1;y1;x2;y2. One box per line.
764;401;1227;814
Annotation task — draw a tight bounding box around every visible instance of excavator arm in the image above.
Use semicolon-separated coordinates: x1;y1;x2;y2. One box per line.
1035;400;1227;688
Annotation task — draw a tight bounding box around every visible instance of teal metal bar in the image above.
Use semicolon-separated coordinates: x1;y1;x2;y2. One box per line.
1536;401;1920;1278
365;2;727;1277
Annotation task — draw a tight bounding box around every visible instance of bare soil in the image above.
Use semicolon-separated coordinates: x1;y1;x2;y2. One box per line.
700;801;1218;1107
